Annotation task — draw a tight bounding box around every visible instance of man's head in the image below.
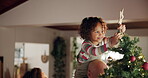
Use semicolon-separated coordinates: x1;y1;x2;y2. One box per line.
87;59;108;78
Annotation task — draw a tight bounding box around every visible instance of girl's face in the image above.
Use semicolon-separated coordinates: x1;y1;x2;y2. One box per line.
90;22;105;45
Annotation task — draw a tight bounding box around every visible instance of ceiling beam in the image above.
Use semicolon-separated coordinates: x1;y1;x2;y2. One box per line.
46;21;148;30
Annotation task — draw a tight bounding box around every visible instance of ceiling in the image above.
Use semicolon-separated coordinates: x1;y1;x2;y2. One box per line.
0;0;28;15
0;0;148;30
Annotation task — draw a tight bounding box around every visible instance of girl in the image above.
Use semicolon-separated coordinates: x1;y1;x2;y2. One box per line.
75;17;126;78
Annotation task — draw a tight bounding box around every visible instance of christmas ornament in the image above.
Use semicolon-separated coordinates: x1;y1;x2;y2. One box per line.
142;62;148;70
130;56;136;62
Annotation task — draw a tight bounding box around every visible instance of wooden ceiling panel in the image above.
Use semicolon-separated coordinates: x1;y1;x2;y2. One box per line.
0;0;28;15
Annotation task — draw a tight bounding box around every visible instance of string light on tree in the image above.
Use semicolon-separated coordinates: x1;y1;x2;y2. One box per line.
138;55;143;59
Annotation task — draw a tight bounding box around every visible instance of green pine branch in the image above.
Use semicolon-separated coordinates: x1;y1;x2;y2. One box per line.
99;34;148;78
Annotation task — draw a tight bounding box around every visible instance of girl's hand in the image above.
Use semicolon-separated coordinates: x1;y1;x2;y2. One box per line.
109;24;125;47
118;24;126;33
110;33;123;47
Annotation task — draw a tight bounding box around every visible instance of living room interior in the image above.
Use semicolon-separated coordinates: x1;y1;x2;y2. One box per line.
0;0;148;78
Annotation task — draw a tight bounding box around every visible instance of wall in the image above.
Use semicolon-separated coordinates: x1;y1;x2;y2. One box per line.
15;27;61;78
24;43;49;77
0;27;60;78
0;0;148;26
0;27;15;78
59;31;79;78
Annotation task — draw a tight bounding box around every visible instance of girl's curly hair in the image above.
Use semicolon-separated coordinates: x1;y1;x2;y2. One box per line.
79;17;107;40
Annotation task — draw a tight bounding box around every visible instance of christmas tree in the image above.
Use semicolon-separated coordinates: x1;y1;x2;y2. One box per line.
99;34;148;78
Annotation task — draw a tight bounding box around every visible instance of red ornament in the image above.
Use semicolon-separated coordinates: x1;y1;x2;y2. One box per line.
130;56;136;62
142;62;148;70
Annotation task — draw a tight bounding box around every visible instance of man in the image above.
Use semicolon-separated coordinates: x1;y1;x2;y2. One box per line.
87;59;108;78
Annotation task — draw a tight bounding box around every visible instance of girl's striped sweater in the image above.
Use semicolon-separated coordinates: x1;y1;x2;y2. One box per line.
77;40;109;63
